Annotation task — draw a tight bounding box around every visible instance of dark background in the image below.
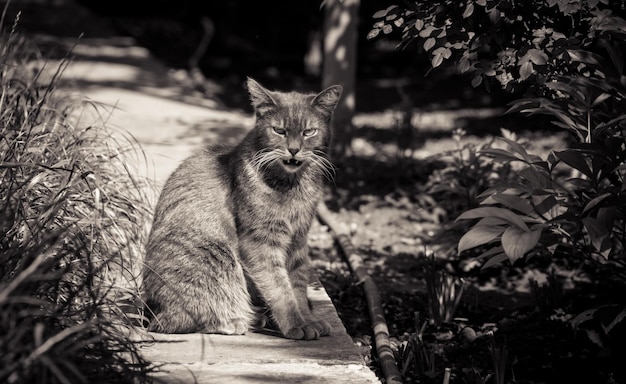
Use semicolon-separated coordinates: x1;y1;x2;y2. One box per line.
1;0;518;115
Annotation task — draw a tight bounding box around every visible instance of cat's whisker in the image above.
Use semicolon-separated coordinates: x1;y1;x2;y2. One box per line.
309;150;336;181
252;149;280;171
312;149;334;168
313;152;335;172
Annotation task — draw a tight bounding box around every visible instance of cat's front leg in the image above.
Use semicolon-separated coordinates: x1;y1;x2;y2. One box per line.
240;238;322;340
288;245;331;337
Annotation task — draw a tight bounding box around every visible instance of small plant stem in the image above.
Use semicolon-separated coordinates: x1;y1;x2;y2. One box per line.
443;367;451;384
22;321;94;369
586;108;592;144
0;244;53;302
488;336;508;384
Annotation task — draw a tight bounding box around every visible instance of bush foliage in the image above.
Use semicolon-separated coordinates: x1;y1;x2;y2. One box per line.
0;12;153;384
368;0;626;92
370;0;626;360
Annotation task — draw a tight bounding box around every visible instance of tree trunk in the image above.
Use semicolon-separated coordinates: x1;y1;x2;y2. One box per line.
322;0;359;159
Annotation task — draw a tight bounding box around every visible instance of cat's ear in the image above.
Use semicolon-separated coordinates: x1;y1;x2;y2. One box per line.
247;77;277;116
311;85;342;116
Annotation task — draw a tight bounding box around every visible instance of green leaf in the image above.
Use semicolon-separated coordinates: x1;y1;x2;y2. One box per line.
419;25;436;38
483;67;496;76
431;47;451;68
438;47;452;59
386;13;398;21
519;61;534;80
597;207;616;231
475;245;505;259
519;166;552;189
527;49;549;65
424;37;436;51
591;92;611;107
501;225;542;263
491;194;534;215
459;57;471;73
550;122;586;142
532;193;564;220
582;192;612;215
372;9;388;19
458;225;505;253
602;306;626;334
547;107;586;133
496;136;537;163
471;75;483;88
545;81;584;101
479;148;524;163
482;252;509;269
505;98;540;115
567;49;604;67
456;207;530;231
475;217;510;226
463;3;474;18
582;217;611;258
480;187;529;200
571;308;598;330
372;5;398;19
555;150;592;178
432;53;444;68
488;7;500;23
367;28;381;40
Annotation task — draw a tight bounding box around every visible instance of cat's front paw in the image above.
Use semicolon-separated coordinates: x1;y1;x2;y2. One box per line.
285;324;320;340
284;320;331;340
314;319;331;336
206;318;249;335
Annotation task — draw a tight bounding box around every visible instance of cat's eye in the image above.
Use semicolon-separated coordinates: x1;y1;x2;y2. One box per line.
272;126;287;136
302;128;318;137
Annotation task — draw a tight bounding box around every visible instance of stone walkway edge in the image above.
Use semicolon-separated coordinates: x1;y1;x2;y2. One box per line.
139;284;380;383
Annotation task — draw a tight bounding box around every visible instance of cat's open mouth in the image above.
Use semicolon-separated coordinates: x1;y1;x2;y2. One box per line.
282;158;302;170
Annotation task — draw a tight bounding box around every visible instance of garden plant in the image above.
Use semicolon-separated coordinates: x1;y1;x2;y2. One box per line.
0;10;154;384
366;0;626;382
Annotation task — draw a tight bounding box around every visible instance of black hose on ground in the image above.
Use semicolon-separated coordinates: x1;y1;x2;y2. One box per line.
317;202;403;384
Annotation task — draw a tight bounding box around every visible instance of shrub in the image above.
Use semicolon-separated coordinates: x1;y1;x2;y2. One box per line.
423;128;513;222
370;0;626;355
0;10;154;384
368;0;626;94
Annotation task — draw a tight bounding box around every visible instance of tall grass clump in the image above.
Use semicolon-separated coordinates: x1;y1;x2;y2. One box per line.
0;10;154;384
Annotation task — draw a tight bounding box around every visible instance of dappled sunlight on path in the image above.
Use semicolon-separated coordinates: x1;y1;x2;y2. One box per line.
47;36;253;189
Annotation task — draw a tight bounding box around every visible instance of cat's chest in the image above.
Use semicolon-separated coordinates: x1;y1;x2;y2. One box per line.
249;186;318;218
233;163;322;233
235;182;318;233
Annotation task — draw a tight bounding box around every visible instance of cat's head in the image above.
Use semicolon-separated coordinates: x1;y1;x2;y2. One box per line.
246;77;342;176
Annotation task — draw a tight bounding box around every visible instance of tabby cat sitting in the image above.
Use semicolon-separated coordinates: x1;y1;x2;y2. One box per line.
143;77;342;340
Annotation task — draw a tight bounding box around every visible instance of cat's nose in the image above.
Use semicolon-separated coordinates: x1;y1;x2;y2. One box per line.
288;148;300;156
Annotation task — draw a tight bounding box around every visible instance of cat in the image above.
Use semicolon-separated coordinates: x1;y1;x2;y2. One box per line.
142;77;342;340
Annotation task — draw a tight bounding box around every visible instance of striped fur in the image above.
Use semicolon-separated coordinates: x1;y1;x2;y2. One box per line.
143;78;342;340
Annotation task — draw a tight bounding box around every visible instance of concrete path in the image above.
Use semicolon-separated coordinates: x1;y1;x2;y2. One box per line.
141;284;377;384
51;36;380;383
50;36;253;191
